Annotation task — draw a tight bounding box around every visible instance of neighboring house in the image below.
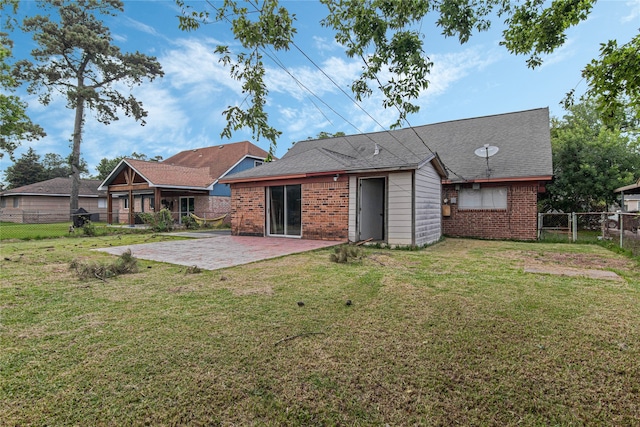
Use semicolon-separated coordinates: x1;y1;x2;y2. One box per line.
99;141;270;225
221;108;553;244
0;177;106;223
615;178;640;212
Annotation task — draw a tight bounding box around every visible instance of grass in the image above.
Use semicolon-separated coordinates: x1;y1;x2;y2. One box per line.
0;221;152;240
1;236;639;425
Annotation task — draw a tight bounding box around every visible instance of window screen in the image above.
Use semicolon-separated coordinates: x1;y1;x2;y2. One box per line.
458;187;507;210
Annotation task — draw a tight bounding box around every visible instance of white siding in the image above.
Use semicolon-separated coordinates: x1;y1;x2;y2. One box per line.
388;171;413;246
414;163;442;246
348;175;357;242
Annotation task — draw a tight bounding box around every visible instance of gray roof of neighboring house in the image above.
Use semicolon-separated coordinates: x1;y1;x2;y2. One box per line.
223;108;553;184
615;178;640;194
0;177;104;197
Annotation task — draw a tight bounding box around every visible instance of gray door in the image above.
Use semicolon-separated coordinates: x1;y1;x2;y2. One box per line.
359;178;385;241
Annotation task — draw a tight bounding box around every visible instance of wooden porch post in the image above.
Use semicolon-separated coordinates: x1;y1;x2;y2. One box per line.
128;190;134;226
154;188;162;212
107;189;113;224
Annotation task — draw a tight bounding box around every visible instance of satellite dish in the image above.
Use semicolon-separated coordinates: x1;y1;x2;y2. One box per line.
474;144;499;179
474;144;499;158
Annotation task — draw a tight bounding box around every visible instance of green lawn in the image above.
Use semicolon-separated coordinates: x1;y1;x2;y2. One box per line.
0;221;150;240
0;221;76;240
1;236;639;425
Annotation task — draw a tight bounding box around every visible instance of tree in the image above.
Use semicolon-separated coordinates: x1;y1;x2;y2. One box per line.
3;148;89;188
0;1;45;159
3;147;46;188
176;0;635;154
41;152;88;180
542;101;640;213
303;131;346;142
574;34;640;128
14;0;164;215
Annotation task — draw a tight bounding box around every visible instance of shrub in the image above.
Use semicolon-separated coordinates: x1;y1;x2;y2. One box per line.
139;209;174;232
82;220;97;236
181;214;199;230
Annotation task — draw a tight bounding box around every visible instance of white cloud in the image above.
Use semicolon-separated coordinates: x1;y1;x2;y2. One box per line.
160;38;240;97
123;16;162;38
622;0;640;22
312;36;342;54
419;46;501;100
538;39;576;69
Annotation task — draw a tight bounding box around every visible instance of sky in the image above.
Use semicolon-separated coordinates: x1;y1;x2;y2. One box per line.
2;0;639;184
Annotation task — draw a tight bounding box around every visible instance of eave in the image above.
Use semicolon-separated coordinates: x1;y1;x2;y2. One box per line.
442;175;553;185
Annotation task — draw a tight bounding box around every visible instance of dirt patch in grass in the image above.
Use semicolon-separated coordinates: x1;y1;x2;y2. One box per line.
503;249;636;282
527;251;635;271
524;263;623;281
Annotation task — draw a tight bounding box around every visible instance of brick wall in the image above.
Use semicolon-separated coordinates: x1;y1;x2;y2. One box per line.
302;180;349;240
230;185;265;236
442;183;539;240
199;195;231;218
230;177;349;240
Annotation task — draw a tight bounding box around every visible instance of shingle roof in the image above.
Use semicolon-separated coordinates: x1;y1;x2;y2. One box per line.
0;177;103;197
100;141;272;190
124;159;214;188
223;108;552;183
163;141;270;181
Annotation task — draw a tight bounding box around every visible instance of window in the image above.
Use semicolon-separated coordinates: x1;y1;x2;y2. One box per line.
268;185;301;236
0;198;5;208
179;197;195;222
123;198;129;209
458;187;507;210
13;197;19;208
98;198;107;208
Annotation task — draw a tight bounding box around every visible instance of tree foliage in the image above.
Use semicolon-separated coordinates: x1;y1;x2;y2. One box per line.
3;148;88;189
572;34;640;128
175;0;636;153
0;1;45;159
13;0;164;212
542;101;640;213
3;147;46;188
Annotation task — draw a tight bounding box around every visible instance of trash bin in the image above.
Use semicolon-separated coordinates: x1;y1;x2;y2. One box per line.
73;207;90;227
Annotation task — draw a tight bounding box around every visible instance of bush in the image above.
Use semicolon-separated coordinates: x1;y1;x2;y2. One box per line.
181;214;199;230
82;220;97;237
139;209;174;232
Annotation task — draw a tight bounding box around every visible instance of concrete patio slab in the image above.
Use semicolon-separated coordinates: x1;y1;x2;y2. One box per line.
95;235;343;270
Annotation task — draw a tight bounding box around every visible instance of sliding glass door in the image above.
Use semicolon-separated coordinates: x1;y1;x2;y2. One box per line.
268;185;301;237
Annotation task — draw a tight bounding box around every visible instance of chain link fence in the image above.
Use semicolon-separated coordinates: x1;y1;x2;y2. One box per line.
0;209;231;239
539;211;640;256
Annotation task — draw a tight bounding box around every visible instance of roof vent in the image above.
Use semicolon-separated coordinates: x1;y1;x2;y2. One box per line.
219;145;224;149
374;143;380;156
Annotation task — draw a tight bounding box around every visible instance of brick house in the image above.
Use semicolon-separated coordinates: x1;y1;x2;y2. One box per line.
0;177;106;223
221;108;553;244
99;141;270;225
